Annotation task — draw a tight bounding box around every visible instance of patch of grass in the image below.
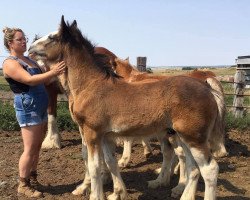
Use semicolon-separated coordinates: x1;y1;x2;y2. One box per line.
57;102;78;131
0;101;19;131
0;76;10;91
225;112;250;131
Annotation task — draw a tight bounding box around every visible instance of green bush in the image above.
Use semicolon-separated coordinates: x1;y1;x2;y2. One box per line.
182;67;197;70
0;101;20;131
57;102;78;131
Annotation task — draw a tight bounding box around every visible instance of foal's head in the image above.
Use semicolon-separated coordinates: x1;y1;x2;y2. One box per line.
29;16;120;79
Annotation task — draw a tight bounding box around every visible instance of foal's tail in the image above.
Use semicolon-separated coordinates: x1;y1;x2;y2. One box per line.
206;77;228;157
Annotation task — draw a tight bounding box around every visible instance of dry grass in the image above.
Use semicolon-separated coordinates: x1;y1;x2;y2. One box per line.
151;67;236;76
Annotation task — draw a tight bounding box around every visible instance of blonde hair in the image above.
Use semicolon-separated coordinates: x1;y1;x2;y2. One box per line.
2;27;24;51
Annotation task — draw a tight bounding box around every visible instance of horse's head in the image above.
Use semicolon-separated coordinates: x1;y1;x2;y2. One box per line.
29;16;82;66
29;16;121;80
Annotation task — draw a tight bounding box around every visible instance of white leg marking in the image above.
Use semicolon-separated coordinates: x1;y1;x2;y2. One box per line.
72;134;91;195
190;148;219;200
42;114;61;149
171;144;187;198
118;138;132;168
179;144;200;200
148;138;174;189
103;138;127;200
88;147;104;200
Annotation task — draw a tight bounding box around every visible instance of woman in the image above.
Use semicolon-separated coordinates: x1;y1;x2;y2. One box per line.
2;27;66;198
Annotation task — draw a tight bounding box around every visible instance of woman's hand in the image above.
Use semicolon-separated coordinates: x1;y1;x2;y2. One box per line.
51;61;66;76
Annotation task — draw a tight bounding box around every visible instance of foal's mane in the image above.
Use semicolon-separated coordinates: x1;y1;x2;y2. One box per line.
60;17;120;80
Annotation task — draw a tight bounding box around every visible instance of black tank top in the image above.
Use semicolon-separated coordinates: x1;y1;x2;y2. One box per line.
4;56;39;93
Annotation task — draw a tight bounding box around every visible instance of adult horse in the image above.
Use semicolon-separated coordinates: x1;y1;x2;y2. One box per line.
29;16;219;200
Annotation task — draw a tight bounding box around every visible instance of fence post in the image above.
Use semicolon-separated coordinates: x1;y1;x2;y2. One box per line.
233;69;246;118
137;57;147;72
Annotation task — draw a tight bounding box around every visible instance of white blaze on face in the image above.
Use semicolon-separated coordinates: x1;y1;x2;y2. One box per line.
32;31;58;45
29;31;59;54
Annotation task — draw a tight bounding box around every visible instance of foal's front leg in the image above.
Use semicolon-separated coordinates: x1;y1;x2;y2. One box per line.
103;137;127;200
72;131;91;195
42;86;61;149
84;127;104;200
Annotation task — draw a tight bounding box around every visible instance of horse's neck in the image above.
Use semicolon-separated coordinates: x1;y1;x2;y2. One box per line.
63;63;104;99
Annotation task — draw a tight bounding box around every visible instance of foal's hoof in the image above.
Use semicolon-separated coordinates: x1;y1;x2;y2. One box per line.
154;167;161;174
212;150;228;158
72;183;90;196
107;191;127;200
118;158;129;168
41;136;62;149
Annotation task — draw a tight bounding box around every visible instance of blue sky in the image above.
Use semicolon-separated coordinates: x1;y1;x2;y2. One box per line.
0;0;249;67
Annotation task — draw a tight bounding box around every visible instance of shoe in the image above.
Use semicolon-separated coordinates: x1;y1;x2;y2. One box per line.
18;177;43;198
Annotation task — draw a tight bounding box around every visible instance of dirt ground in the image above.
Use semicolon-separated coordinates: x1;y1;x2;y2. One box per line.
0;129;249;200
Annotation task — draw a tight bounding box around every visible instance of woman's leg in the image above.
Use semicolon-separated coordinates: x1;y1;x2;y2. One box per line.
18;123;46;198
19;123;46;178
31;122;47;172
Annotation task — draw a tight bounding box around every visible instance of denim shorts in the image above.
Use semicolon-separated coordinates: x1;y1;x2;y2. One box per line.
14;93;48;127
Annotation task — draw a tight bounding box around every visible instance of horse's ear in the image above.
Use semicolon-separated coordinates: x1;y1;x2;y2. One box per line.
60;15;67;33
61;15;66;27
72;20;77;27
125;57;130;62
59;15;71;42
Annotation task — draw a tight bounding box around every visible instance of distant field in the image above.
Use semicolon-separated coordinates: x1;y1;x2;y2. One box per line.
151;67;236;76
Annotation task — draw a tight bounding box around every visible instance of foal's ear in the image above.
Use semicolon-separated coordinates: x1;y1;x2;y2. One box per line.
60;15;68;34
71;20;77;28
61;15;66;27
60;15;72;41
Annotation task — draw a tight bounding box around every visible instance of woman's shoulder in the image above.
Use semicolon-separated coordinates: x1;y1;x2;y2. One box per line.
3;58;25;72
3;58;19;67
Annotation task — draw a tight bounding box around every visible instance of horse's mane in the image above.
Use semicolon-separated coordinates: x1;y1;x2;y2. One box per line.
60;18;120;80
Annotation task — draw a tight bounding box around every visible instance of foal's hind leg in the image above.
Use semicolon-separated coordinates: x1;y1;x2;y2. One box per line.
148;136;175;189
118;138;133;168
141;138;153;159
179;141;218;200
103;137;127;200
168;136;187;198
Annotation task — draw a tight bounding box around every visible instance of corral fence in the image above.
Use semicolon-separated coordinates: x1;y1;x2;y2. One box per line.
1;56;250;118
